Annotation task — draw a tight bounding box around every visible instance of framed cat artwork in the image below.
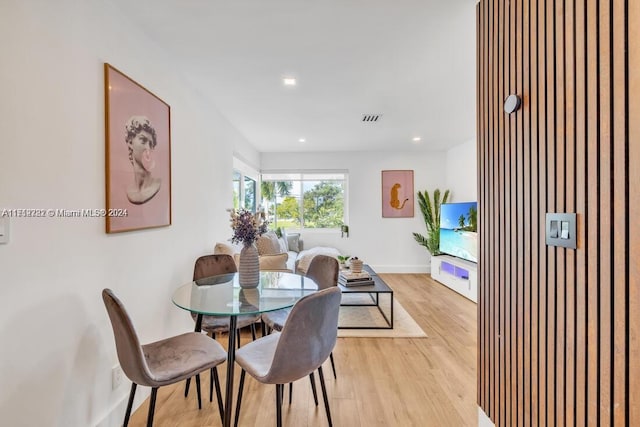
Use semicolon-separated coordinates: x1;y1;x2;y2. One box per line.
381;170;414;218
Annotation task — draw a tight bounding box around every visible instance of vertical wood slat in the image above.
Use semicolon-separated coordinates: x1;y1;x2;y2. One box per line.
529;0;540;425
478;2;491;414
563;0;577;425
508;0;518;424
544;0;557;423
477;0;632;425
598;0;613;424
554;0;567;425
483;0;491;414
514;0;525;425
611;0;627;425
494;1;508;427
537;0;549;424
629;0;639;425
574;0;588;423
493;0;500;421
476;2;484;414
498;2;511;427
585;0;600;422
490;0;498;420
522;0;532;425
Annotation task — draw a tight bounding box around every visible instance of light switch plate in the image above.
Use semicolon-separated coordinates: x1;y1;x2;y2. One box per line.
0;216;9;244
0;216;11;244
545;213;576;249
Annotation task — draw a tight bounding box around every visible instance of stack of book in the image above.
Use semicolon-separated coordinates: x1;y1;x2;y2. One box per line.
338;270;374;287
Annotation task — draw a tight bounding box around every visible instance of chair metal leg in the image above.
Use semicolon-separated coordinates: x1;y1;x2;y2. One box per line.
208;332;219;403
209;368;214;402
234;370;246;427
184;377;191;398
329;352;337;379
146;387;158;427
276;384;283;427
184;374;203;404
251;323;257;340
236;329;242;349
185;316;205;398
212;366;224;423
318;367;333;427
289;382;293;405
195;374;202;410
261;320;267;337
123;382;137;427
309;372;319;406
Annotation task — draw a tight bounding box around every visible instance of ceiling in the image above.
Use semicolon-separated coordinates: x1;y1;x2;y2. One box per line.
112;0;477;153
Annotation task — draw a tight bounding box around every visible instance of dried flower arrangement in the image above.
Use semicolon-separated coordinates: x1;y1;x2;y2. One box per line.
228;208;269;246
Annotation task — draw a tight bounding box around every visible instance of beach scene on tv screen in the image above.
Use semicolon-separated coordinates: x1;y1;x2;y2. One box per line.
439;202;478;263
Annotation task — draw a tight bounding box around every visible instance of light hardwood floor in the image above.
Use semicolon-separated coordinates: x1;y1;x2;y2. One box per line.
127;274;478;427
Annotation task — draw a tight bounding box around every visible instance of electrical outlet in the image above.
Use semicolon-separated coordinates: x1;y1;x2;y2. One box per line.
112;365;124;390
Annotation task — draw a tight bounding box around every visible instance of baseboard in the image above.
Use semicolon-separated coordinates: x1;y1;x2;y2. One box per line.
369;264;431;274
478;406;495;427
94;385;149;427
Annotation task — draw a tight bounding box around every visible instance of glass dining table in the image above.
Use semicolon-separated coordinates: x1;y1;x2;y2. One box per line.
172;271;318;427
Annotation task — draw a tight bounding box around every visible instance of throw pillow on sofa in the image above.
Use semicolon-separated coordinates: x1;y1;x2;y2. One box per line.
256;231;280;255
259;253;290;271
213;242;241;268
277;237;288;253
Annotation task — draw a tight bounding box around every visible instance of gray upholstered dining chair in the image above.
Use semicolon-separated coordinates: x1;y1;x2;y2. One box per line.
102;288;227;427
185;254;261;404
233;286;342;427
261;254;340;379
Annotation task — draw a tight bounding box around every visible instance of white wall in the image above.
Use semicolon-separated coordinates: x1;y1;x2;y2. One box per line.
261;151;447;273
0;1;258;426
445;138;478;202
478;407;495;427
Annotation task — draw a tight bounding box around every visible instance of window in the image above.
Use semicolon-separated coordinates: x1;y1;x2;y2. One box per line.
232;171;241;210
261;172;348;230
243;176;256;212
233;157;259;212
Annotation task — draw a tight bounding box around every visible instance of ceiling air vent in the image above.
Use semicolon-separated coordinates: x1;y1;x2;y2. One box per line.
362;114;382;122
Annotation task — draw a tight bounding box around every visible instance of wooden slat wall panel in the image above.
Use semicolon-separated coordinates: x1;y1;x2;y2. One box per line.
629;1;639;425
563;0;577;425
476;0;633;425
476;3;483;414
585;0;599;422
554;0;566;425
611;0;628;422
574;0;588;423
522;0;532;425
529;1;540;424
514;0;524;425
598;0;613;424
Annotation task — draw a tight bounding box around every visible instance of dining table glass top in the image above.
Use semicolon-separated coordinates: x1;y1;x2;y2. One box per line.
171;271;318;316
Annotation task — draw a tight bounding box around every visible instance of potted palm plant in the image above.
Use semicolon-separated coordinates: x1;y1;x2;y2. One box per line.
413;189;450;255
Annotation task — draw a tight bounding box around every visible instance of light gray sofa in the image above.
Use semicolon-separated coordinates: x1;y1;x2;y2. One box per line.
214;231;340;274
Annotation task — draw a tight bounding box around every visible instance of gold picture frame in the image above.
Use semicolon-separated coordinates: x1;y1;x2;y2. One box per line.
104;63;172;233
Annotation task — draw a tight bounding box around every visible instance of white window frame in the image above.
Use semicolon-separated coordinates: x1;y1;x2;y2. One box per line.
260;170;349;233
233;157;260;212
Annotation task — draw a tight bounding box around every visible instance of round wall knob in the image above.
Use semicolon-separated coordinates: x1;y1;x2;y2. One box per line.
504;94;521;114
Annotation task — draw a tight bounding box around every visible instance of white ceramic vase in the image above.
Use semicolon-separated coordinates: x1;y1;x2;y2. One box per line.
239;243;260;288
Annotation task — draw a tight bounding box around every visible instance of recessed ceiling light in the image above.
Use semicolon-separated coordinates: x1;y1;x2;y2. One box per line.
412;137;422;142
283;77;297;86
298;138;306;143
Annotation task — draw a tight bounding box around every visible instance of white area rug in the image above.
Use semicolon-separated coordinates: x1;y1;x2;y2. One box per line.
337;294;427;338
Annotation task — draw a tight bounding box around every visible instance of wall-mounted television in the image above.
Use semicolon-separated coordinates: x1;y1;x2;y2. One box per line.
439;201;478;263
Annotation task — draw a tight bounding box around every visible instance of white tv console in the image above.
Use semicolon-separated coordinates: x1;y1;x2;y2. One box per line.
430;254;478;303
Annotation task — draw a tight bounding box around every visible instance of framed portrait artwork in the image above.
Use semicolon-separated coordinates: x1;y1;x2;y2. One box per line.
381;170;414;218
104;63;171;233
